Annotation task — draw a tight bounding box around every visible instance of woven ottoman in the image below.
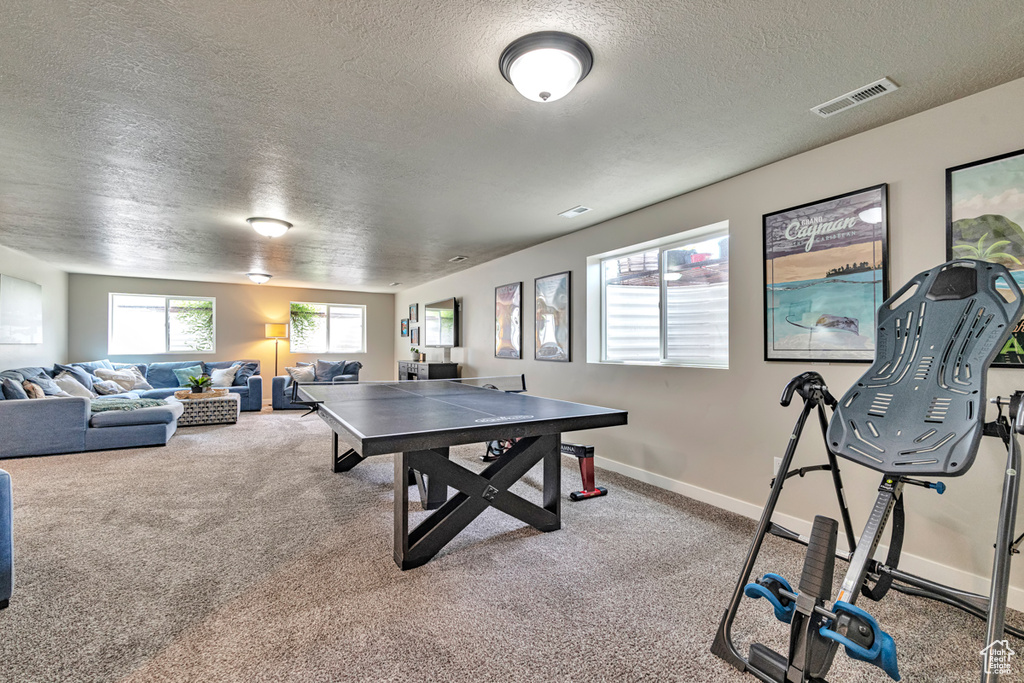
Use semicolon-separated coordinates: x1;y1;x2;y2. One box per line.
173;393;241;427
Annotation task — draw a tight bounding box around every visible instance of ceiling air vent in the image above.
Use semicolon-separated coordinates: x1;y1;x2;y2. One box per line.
811;77;899;118
558;205;592;218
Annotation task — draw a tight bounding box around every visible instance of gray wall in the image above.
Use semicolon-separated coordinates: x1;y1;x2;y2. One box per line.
68;274;395;396
0;243;68;369
396;77;1024;597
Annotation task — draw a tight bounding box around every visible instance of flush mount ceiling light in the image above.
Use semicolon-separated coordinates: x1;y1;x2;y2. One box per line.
247;272;272;284
499;31;593;103
247;217;292;238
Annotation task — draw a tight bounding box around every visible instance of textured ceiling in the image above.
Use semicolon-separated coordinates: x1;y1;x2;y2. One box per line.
1;0;1023;291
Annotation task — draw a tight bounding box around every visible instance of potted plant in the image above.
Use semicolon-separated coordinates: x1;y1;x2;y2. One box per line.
411;347;420;361
187;374;212;394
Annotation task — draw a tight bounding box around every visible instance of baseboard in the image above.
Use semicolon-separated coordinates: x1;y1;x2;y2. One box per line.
594;455;1024;612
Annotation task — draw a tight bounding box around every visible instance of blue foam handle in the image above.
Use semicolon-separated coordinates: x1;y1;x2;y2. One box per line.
819;601;900;681
931;482;946;494
743;573;795;624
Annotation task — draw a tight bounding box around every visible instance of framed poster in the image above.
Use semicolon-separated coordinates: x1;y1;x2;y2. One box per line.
764;184;889;362
409;303;418;323
401;319;409;337
947;148;1024;367
495;282;522;359
410;327;420;345
535;271;570;361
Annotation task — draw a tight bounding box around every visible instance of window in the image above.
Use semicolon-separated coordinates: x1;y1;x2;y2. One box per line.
108;294;215;354
589;222;729;368
290;302;366;353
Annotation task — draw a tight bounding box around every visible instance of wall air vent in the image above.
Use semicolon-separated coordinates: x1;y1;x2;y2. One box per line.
448;255;468;263
811;77;899;118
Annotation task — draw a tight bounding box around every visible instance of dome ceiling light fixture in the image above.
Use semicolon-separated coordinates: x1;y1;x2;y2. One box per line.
247;272;272;284
247;217;293;238
499;31;593;103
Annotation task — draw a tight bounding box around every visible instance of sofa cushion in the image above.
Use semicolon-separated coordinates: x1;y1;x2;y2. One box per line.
26;372;61;395
172;365;204;387
148;361;205;389
287;364;316;382
1;378;28;400
72;359;115;375
89;401;183;427
53;372;95;398
315;359;347;382
203;360;260;386
92;379;126;395
53;363;95;390
104;365;153;391
209;365;238;387
112;362;148;378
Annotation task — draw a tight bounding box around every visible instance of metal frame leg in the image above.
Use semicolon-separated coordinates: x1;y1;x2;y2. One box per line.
332;432;364;472
393;434;561;570
983;430;1020;683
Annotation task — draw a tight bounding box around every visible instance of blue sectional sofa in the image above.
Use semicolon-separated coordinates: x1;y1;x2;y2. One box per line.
0;469;11;609
272;360;362;410
0;359;263;459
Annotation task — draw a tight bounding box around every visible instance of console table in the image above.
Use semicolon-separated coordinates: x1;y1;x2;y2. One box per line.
397;362;459;381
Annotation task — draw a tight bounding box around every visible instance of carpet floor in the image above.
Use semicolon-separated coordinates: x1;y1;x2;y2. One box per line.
0;407;1019;682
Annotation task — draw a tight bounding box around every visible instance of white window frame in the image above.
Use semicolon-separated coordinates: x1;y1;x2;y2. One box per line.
587;220;729;369
107;293;217;355
289;301;367;354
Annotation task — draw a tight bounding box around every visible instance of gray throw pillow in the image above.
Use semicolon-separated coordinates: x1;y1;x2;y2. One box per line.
1;377;29;400
54;372;95;398
286;365;316;383
53;363;95;390
27;372;62;395
92;379;126;395
172;365;204;387
315;359;345;382
231;362;259;386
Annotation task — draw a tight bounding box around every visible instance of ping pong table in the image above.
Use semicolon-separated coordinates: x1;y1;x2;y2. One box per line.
293;377;627;569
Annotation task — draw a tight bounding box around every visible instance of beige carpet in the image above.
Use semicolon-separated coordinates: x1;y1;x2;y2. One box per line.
0;407;1017;682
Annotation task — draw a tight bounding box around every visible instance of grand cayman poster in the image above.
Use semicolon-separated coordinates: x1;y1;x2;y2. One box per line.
947;148;1024;367
764;184;889;362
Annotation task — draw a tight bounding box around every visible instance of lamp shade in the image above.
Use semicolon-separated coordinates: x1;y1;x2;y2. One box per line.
247;217;292;238
265;323;289;339
499;31;593;103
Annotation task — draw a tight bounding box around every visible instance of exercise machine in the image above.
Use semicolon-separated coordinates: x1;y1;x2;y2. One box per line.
712;259;1024;682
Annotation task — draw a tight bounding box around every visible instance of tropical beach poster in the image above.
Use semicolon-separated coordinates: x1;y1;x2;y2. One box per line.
764;184;889;361
947;148;1024;367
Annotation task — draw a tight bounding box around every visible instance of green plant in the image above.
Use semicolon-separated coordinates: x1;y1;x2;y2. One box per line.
290;303;324;347
172;299;215;351
952;234;1022;264
187;374;212;390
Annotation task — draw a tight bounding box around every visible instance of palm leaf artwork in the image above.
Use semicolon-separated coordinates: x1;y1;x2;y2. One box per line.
952;234;1022;264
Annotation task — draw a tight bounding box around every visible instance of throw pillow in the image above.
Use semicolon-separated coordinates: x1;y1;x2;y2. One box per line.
27;372;62;395
22;380;45;399
53;363;95;390
71;359;115;375
286;365;316;383
172;365;204;387
92;379;126;396
2;377;29;400
231;362;259;386
121;365;153;390
94;368;137;391
210;365;238;387
53;372;95;398
315;359;346;382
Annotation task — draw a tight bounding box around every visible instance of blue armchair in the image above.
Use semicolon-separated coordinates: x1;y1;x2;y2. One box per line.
0;469;11;609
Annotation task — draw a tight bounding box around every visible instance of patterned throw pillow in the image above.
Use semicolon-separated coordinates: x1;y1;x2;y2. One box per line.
94;368;137;391
21;380;45;399
53;372;95;398
92;379;126;395
286;365;316;383
210;365;238;387
53;363;95;391
1;377;29;400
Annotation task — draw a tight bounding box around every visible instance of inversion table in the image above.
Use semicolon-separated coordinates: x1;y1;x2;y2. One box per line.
712;259;1024;682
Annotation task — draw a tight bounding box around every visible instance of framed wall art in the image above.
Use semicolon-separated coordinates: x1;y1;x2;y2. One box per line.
495;281;522;359
947;148;1024;367
409;303;418;323
0;274;43;344
410;327;420;345
401;318;409;337
763;183;889;362
535;271;570;361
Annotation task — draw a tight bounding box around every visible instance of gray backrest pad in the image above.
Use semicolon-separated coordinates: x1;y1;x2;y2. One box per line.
827;260;1023;476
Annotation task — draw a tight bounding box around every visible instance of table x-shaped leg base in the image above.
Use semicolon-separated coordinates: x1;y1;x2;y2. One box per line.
393;433;562;569
332;433;365;473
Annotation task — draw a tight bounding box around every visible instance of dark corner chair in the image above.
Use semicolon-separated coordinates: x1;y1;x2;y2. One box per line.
0;469;11;609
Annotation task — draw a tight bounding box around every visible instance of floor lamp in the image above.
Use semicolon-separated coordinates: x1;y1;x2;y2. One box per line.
265;323;289;377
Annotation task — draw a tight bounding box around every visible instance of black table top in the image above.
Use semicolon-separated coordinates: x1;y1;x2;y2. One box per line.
296;380;627;456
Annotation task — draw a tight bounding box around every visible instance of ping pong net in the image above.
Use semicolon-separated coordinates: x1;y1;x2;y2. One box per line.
290;374;527;406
